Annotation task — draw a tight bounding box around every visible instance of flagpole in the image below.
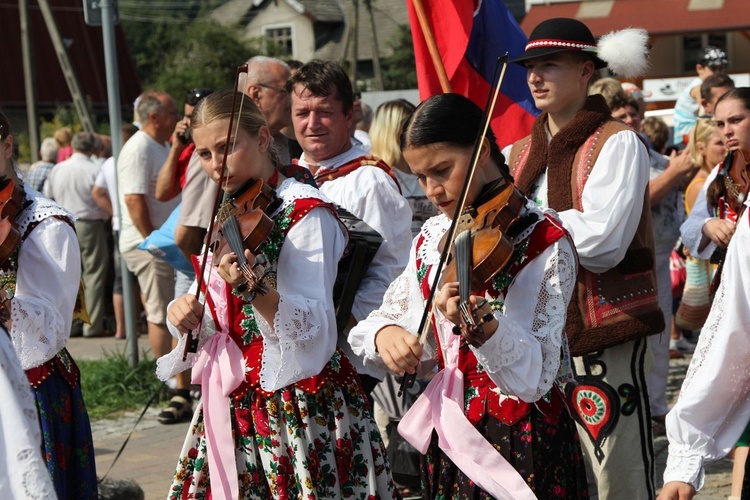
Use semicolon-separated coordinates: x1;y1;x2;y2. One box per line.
411;0;452;93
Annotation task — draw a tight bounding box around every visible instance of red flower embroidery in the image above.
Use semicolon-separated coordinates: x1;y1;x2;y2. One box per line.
335;437;354;486
252;407;270;437
235;407;253;436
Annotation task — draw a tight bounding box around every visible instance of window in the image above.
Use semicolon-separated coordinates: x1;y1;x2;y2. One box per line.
265;26;293;57
682;33;727;72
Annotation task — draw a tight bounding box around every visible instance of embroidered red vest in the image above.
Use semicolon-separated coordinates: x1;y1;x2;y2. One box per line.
508;121;665;356
203;197;361;400
416;215;567;426
302;154;402;194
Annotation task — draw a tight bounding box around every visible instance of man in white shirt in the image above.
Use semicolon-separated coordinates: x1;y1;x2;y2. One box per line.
117;91;190;423
505;18;661;499
44;132;111;338
287;60;412;397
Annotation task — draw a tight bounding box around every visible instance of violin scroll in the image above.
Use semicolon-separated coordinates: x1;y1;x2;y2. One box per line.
724;148;750;214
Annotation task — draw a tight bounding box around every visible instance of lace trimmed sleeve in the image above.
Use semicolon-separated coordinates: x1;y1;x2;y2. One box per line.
349;216;448;370
156;261;226;382
10;217;80;370
255;207;348;391
472;235;577;403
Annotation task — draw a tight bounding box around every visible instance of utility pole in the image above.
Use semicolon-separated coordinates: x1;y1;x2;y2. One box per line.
364;0;383;91
19;0;40;162
350;0;359;87
37;0;95;133
85;0;138;367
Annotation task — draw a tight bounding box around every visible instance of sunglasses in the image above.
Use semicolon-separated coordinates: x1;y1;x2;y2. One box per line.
185;88;213;106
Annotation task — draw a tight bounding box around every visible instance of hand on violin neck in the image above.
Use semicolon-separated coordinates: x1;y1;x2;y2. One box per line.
217;248;257;289
437;283;497;347
374;325;423;377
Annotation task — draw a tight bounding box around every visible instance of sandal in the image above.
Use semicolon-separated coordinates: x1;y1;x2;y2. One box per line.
157;395;193;424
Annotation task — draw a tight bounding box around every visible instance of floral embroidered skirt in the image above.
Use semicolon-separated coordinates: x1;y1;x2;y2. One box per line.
168;378;398;499
34;371;98;500
421;404;588;499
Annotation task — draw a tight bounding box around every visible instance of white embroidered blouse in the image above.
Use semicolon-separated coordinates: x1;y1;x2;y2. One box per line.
664;201;750;490
0;327;58;498
158;178;348;392
8;187;80;371
348;203;577;403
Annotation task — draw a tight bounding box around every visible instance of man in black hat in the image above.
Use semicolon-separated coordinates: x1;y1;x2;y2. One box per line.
504;17;662;500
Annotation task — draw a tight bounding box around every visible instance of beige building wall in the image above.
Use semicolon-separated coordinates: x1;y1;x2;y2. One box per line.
243;1;315;61
645;32;749;78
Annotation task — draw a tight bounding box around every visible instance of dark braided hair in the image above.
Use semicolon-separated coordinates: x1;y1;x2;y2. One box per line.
400;93;512;181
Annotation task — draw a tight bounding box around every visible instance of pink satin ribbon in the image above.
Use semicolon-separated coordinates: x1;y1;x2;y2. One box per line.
191;276;246;500
398;319;537;500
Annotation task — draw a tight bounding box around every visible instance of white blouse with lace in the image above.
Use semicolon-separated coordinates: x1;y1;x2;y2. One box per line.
158;178;348;392
0;328;57;498
7;187;80;371
0;328;57;500
664;201;750;490
348;203;577;403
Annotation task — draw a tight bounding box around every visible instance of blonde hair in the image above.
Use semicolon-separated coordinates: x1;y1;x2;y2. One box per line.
370;99;416;169
54;126;72;147
687;117;717;168
190;89;278;166
589;77;622;101
191;89;267;138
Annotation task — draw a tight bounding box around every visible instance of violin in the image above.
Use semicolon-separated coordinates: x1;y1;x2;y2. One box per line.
724;148;750;215
212;177;282;298
439;180;526;345
0;177;27;268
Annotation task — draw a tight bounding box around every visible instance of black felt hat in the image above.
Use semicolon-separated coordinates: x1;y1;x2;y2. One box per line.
511;18;606;69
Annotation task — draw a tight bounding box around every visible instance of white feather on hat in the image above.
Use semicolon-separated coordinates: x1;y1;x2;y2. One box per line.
597;28;650;78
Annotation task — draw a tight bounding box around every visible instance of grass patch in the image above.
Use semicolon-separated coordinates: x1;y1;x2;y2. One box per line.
78;350;168;420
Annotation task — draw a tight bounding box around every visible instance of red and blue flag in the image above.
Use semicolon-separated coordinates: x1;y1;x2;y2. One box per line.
407;0;538;147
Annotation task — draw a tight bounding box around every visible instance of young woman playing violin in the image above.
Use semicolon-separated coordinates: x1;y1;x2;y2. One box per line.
158;90;397;499
660;88;750;500
349;93;588;498
0;110;97;498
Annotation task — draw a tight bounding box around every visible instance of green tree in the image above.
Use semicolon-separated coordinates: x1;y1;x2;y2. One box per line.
152;20;260;100
381;25;417;91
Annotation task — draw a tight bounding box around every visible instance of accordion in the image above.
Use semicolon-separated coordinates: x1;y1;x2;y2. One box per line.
334;208;382;333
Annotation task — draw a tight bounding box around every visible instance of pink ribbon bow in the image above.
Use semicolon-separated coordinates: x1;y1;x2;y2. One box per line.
191;276;246;500
398;318;537;500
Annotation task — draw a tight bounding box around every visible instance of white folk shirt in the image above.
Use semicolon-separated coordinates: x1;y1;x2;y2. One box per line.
159;178;348;391
298;147;412;380
502;129;651;273
663;201;750;490
348;206;577;402
10;187;81;370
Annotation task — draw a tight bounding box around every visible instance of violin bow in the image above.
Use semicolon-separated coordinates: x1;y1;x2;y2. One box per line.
182;65;249;360
399;53;509;396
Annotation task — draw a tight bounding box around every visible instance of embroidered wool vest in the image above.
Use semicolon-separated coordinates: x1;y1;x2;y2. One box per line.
508;120;664;356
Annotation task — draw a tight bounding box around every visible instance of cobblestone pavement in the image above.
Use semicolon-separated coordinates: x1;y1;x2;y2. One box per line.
69;336;733;499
